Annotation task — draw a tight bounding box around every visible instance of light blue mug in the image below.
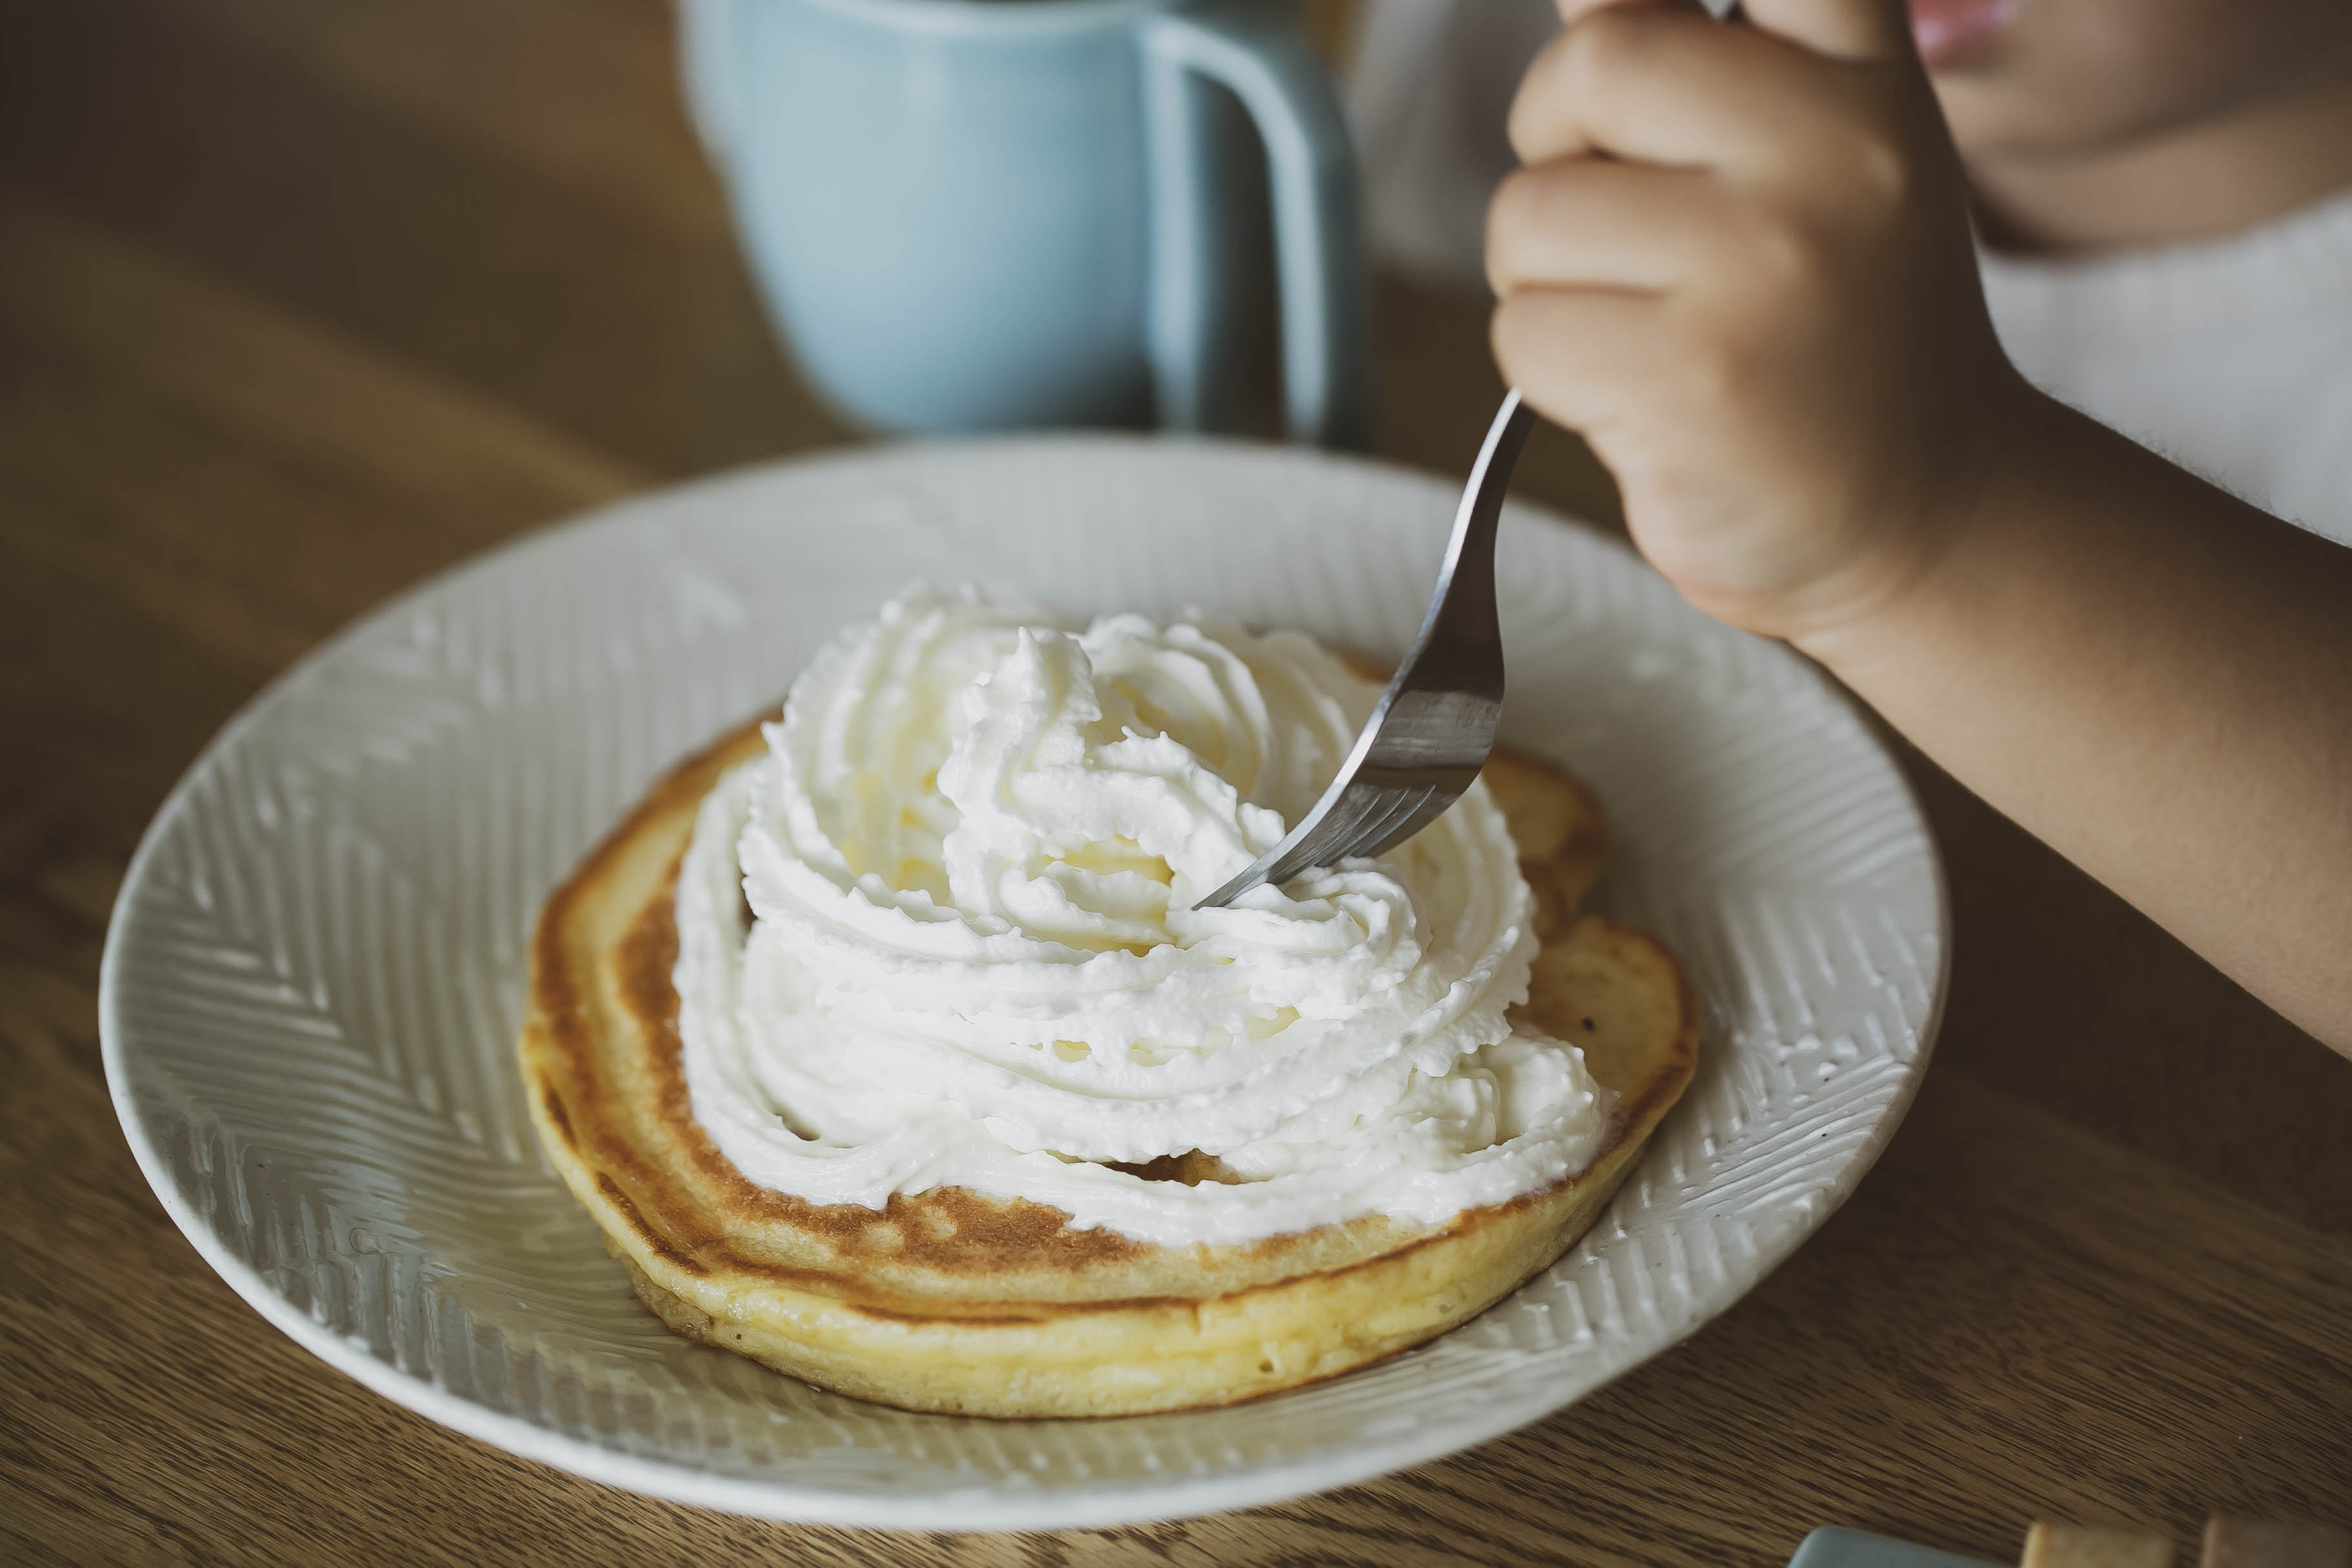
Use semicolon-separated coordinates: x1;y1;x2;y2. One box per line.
679;0;1371;444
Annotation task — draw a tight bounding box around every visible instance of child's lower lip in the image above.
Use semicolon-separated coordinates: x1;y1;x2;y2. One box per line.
1908;0;2016;70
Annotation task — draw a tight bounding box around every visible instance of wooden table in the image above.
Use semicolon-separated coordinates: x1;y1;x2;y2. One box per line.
4;3;2347;1563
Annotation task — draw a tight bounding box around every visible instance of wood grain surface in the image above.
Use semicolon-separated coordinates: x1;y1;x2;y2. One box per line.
3;3;2347;1564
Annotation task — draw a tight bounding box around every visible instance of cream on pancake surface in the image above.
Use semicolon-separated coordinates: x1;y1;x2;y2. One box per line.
673;585;1612;1247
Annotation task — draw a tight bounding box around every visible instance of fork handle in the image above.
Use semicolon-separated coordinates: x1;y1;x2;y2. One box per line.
1413;388;1536;658
1353;389;1533;777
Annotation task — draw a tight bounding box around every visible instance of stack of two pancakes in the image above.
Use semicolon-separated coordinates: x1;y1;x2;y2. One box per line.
522;717;1697;1418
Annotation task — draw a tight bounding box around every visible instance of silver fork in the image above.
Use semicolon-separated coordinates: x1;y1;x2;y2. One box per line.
1194;389;1537;909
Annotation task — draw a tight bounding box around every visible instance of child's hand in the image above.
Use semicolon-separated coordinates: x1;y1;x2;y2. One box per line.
1491;0;2352;1052
1489;0;2025;648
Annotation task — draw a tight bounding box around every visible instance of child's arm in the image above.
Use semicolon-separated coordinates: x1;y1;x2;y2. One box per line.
1489;0;2352;1053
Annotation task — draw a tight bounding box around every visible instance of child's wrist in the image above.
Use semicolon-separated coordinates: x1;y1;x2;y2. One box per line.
1786;385;2056;681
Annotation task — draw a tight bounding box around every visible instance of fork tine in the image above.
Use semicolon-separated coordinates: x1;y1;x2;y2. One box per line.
1265;783;1395;884
1217;780;1438;906
1198;782;1380;908
1338;783;1431;863
1355;785;1446;860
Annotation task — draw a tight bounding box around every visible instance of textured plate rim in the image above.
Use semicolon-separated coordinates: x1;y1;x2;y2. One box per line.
99;434;1951;1531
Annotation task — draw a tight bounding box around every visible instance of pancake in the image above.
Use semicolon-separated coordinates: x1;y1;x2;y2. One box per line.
520;710;1698;1418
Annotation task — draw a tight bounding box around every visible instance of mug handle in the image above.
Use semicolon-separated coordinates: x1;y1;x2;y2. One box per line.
1141;4;1373;449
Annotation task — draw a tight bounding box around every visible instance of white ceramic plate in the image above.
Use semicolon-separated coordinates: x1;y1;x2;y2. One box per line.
101;438;1946;1530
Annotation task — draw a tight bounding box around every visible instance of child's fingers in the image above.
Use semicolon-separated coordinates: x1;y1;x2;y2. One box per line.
1490;287;1670;436
1508;6;1877;179
1487;161;1732;298
1737;0;1910;63
1509;8;1764;169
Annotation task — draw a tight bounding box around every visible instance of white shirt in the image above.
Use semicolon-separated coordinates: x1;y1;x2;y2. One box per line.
1980;186;2352;548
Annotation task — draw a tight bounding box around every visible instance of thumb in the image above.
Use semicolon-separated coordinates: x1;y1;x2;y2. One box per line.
1735;0;1912;61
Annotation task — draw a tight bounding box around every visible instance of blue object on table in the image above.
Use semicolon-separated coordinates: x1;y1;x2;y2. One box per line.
1788;1527;2007;1568
676;0;1371;445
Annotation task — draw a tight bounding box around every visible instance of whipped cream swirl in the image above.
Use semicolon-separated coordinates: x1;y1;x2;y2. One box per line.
674;585;1610;1247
